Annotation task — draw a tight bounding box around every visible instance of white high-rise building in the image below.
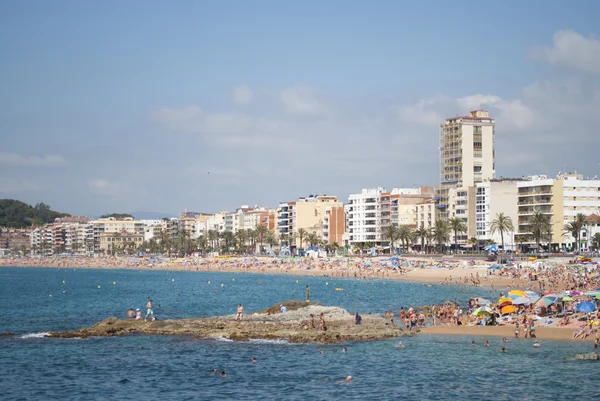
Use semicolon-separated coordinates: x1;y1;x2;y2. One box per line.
438;110;495;219
475;179;521;249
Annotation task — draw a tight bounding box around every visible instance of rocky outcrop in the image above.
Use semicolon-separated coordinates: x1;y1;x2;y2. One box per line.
573;352;599;360
49;301;403;343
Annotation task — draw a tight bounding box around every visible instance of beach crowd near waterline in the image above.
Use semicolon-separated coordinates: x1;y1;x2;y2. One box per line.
3;254;600;344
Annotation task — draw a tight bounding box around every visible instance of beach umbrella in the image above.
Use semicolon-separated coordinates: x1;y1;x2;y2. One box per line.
571;291;581;296
508;290;526;297
524;290;538;297
596;294;600;300
577;302;597;313
535;296;559;308
562;296;575;302
499;301;513;308
507;294;521;300
472;307;493;316
584;291;599;297
501;305;516;315
512;297;531;305
498;297;513;305
477;298;492;306
544;291;558;295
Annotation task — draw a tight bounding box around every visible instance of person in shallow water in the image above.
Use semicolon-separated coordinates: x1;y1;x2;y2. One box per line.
220;370;226;377
252;357;257;363
126;308;134;319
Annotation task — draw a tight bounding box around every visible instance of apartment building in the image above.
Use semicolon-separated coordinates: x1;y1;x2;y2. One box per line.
475;179;520;249
437;110;495;216
323;206;345;245
416;200;437;230
345;188;391;246
90;217;144;252
391;186;435;227
277;195;343;248
99;231;145;254
517;173;600;250
0;228;31;251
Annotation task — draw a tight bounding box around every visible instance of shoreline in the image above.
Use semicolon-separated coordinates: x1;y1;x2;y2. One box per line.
0;258;523;290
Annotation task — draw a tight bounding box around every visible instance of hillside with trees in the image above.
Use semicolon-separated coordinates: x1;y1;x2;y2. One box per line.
99;213;134;219
0;199;70;228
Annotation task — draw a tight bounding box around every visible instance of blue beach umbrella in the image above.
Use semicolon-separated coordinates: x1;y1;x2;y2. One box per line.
576;302;596;313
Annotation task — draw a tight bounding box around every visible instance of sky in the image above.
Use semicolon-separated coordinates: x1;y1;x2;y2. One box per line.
1;1;600;216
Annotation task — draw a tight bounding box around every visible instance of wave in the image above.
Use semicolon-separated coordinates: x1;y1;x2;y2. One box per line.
248;338;289;345
207;336;234;342
19;332;50;339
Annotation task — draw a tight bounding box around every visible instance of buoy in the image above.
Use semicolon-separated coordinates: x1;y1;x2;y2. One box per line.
221;284;224;287
232;278;235;281
326;282;328;286
335;288;343;291
98;285;101;289
208;281;211;284
113;281;116;285
62;280;65;284
172;279;175;282
296;280;299;284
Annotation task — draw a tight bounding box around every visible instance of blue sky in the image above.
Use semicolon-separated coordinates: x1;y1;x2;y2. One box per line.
1;1;599;216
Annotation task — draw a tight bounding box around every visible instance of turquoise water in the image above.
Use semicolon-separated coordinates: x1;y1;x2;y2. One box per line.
0;267;598;400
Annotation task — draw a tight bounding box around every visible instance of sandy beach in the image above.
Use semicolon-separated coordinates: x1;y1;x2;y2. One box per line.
420;325;596;342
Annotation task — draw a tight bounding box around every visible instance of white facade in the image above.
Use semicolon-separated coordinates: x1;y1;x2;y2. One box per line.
416;201;437;230
438;110;495;218
475;180;520;249
517;173;600;249
345;188;390;245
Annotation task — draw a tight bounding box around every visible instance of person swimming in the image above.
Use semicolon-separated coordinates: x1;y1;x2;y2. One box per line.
533;341;540;347
395;341;405;348
252;357;257;363
220;370;226;377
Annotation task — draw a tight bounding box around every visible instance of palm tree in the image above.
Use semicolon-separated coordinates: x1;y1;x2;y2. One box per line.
414;224;428;254
591;232;600;251
490;213;514;251
433;219;451;253
248;228;260;254
207;230;219;253
468;237;478;254
382;225;398;254
529;211;551;252
447;217;466;253
397;225;413;253
331;242;340;255
266;231;278;251
235;229;247;254
306;232;320;249
564;213;586;252
425;230;435;254
197;235;208;254
256;225;268;254
296;228;307;251
514;235;526;253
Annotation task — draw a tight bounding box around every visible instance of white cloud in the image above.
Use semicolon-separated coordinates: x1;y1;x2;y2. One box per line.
0;177;45;193
0;153;67;166
88;179;110;190
530;30;600;75
233;85;254;105
280;84;328;117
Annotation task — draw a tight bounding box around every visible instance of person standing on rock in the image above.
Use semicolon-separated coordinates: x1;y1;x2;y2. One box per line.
144;299;155;321
236;303;244;321
305;285;310;302
355;313;362;326
320;312;327;331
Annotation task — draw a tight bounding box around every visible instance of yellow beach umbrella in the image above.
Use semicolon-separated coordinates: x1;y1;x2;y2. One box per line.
498;297;513;305
501;305;516;315
508;290;525;297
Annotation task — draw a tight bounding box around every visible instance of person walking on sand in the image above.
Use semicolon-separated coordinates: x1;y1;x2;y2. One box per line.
144;299;155;321
236;304;244;321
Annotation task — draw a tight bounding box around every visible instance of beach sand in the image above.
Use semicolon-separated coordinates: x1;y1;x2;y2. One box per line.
420;325;596;342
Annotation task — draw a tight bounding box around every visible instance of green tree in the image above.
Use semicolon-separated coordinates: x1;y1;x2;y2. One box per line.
490;213;514;251
514;235;526;253
447;217;466;253
529;211;551;252
591;232;600;251
414;224;429;254
468;237;478;254
382;225;398;254
397;225;414;253
297;228;307;250
306;232;320;248
564;213;586;252
433;219;451;253
256;225;268;254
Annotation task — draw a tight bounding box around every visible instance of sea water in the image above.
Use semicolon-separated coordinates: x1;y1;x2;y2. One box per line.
0;267;597;400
